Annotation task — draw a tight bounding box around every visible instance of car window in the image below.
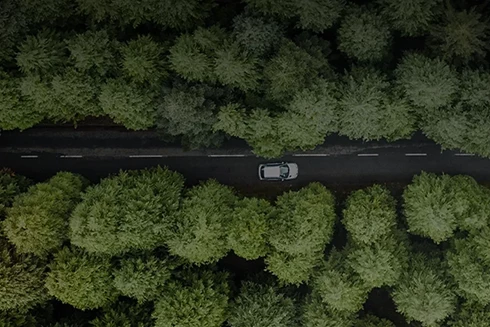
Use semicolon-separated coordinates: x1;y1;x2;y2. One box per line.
280;165;289;178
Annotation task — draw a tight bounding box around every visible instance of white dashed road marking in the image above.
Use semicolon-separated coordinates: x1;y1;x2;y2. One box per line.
208;154;247;158
405;153;427;157
454;153;475;157
357;153;379;157
129;155;165;158
293;154;330;157
60;155;83;158
20;155;38;159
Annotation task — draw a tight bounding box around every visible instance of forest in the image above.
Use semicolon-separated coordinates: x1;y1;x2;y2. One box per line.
1;167;490;326
0;0;490;157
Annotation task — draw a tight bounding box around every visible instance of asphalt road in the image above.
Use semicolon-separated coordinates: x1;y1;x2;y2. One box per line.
1;127;489;187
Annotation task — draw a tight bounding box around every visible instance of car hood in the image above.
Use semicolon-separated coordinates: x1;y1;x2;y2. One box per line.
288;164;299;178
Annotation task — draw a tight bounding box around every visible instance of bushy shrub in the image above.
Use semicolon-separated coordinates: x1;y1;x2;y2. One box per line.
70;167;184;256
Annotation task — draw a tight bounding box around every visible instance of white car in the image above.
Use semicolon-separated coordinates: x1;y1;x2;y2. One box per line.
258;162;299;181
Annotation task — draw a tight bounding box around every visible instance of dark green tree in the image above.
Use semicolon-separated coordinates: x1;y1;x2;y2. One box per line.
0;238;49;311
342;185;397;245
448;301;490;327
377;0;441;36
46;246;117;310
90;300;154;327
70;167;184;256
395;53;458;110
266;183;336;284
152;268;230;327
338;6;391;62
355;315;395;327
166;180;236;264
294;0;345;32
121;35;168;85
156;83;224;149
429;7;490;63
243;0;296;18
3;172;87;256
99;79;157;130
232;14;283;56
0;169;30;217
66;30;117;76
228;281;297;327
227;198;272;260
113;251;178;302
393;254;456;326
302;294;356;327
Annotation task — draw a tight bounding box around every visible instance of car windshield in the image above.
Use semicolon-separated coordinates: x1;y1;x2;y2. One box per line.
279;165;289;178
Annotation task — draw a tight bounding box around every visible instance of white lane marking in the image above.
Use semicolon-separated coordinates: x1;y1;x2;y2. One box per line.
60;155;83;158
208;154;247;158
293;154;330;157
405;153;427;157
21;155;38;159
129;155;165;158
454;153;475;157
357;153;379;157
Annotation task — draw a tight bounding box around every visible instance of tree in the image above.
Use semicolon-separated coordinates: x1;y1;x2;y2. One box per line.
337;6;391;62
429;7;490;63
294;0;345;32
3;172;87;256
228;281;297;327
266;250;323;286
70;167;184;256
214;42;261;91
99;79;157;130
393;254;456;326
113;251;178;302
232;14;283;56
302;294;356;327
120;35;168;85
90;300;154;327
166;180;236;264
448;301;490;327
377;0;441;36
156;83;224;149
0;309;37;327
395;53;458;110
227;198;272;260
152;268;230;327
355;315;395;327
45;246;117;310
266;183;336;284
0;238;49;311
0;0;28;63
66;30;117;77
312;250;370;313
460;69;490;109
168;27;227;82
0;169;30;217
16;30;66;76
338;67;415;141
342;185;397;246
0;73;42;131
243;0;296;18
447;237;490;305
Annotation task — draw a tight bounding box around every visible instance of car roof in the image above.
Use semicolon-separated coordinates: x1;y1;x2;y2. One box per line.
263;166;281;178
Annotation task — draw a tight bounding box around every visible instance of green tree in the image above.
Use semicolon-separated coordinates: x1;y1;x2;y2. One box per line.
0;309;37;327
302;294;356;327
3;172;87;256
152;268;230;327
166;180;236;264
66;30;117;76
0;73;42;131
243;0;296;17
312;250;370;313
169;27;227;82
266;183;336;284
113;251;178;302
294;0;345;32
0;238;49;311
0;169;30;217
429;7;490;63
99;79;157;130
460;69;490;109
0;0;28;63
156;83;224;149
46;247;117;310
18;0;73;23
338;67;415;141
214;42;261;91
228;281;296;327
342;185;397;245
377;0;441;36
448;301;490;327
70;167;184;256
91;300;154;327
355;315;395;327
395;53;459;110
338;6;391;62
393;254;456;326
16;30;66;76
232;14;283;56
121;35;167;85
228;198;271;260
